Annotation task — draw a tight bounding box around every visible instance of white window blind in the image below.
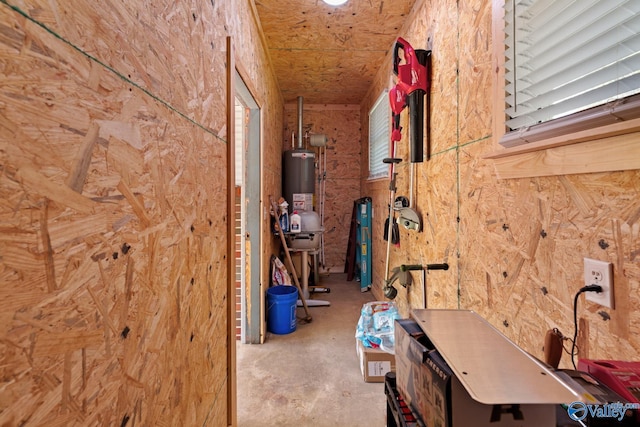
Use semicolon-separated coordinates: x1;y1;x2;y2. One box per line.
369;90;390;179
503;0;640;146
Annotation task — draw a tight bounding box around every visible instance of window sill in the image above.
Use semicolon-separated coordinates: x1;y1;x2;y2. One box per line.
484;118;640;179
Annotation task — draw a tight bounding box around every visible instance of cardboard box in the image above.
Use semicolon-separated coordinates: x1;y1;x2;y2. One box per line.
292;193;313;211
356;339;395;383
394;319;555;427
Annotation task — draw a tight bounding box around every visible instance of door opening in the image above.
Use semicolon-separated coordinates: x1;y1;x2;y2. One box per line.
234;97;245;341
234;72;262;344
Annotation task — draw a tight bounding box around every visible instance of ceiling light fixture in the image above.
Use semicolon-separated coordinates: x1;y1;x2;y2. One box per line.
322;0;348;6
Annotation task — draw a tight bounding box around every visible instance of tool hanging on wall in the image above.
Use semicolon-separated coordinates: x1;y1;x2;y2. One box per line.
385;74;404;247
390;37;432;163
383;263;449;300
383;159;401;244
382;156;401;293
389;37;431;232
424;47;432;160
383;37;432;297
383;64;405;246
398;163;421;231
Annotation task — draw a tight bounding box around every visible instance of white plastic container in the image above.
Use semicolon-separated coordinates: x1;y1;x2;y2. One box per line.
299;210;322;233
290;211;301;233
279;201;289;232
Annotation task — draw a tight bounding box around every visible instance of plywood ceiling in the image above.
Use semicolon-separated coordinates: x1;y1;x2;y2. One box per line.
254;0;418;105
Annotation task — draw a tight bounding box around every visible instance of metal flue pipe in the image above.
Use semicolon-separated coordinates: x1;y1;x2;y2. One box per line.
297;96;303;148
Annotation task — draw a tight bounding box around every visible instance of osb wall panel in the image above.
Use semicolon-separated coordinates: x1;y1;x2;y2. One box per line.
409;0;459;154
282;105;361;272
459;140;640;364
230;0;285;343
361;0;640;365
255;0;417;105
361;0;461;311
0;0;282;424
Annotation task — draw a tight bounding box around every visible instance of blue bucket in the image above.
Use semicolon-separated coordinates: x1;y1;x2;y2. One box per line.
267;285;298;334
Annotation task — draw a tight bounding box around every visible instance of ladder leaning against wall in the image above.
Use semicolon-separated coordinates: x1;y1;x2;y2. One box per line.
345;197;372;292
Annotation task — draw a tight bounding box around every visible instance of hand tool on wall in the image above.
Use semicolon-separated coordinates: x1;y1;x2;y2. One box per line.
383;263;449;300
382;38;432;296
393;194;421;231
391;37;431;163
383;265;413;300
397;161;421;231
424;49;432;160
388;37;431;233
389;85;405;146
383;158;401;244
382;157;401;289
385;81;403;246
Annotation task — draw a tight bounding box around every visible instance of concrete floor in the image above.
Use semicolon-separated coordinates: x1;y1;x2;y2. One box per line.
236;273;387;427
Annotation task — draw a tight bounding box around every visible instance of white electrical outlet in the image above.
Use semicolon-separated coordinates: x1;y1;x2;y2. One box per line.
584;258;614;309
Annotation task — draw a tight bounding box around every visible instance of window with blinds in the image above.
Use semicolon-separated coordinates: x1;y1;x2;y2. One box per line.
502;0;640;147
369;90;390;179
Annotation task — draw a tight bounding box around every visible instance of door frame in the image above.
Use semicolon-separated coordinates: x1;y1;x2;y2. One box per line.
227;36;264;426
226;36;237;427
235;71;262;345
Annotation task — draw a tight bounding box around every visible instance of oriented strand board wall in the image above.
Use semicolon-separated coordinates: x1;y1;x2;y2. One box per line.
231;0;286;344
254;0;417;105
361;0;640;366
283;104;361;272
0;0;281;425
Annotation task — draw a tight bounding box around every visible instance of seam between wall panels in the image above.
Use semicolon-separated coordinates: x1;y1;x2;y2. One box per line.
1;0;225;143
455;0;461;310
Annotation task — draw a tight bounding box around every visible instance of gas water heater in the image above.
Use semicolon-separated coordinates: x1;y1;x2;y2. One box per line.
283;96;315;212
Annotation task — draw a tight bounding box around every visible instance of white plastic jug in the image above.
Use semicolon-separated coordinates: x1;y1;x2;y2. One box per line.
290;211;301;233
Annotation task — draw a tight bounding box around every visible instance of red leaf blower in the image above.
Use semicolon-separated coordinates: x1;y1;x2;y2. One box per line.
389;37;431;162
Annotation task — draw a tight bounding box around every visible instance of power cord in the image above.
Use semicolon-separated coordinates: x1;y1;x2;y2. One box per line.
571;285;603;369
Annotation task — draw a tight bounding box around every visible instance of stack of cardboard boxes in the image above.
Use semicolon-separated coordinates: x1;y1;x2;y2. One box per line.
355;301;398;383
393;311;574;427
356;339;396;382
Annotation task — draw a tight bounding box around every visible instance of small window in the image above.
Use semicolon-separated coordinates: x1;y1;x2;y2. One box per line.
369;90;390;179
501;0;640;147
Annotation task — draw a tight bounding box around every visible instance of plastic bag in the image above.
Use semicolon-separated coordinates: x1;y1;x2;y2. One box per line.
355;301;399;354
271;256;292;286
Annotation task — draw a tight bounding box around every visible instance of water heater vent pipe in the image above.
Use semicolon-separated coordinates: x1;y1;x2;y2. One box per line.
297;96;304;148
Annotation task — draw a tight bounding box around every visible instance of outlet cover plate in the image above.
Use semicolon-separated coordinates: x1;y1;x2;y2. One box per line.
584;258;614;309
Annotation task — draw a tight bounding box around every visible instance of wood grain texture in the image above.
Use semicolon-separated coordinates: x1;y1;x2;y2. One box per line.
282;103;361;271
0;0;283;425
361;0;640;368
255;0;418;104
490;132;640;179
